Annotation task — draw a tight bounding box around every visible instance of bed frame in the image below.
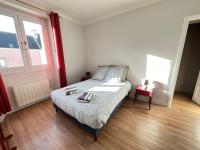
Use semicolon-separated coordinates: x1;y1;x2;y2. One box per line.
53;95;128;141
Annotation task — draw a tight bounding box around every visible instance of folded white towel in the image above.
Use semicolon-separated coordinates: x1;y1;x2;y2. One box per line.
78;92;93;103
65;87;79;95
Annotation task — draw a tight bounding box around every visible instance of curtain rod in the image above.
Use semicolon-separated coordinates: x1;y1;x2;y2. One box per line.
15;0;62;18
16;0;50;13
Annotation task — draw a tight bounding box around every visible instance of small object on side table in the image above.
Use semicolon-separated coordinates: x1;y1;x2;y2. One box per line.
81;72;91;81
134;85;153;110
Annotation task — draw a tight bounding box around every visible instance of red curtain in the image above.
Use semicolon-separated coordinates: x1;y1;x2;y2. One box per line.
49;12;67;87
0;73;11;116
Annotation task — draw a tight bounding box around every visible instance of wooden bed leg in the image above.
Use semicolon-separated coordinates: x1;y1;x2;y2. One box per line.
94;135;97;141
55;107;59;112
93;131;98;141
53;104;59;112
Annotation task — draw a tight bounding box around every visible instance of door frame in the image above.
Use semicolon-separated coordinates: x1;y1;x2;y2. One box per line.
192;71;200;104
168;14;200;107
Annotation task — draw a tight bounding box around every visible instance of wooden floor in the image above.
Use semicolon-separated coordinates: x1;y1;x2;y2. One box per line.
2;94;200;150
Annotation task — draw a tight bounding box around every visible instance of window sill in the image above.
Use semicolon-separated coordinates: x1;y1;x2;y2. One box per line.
1;65;49;75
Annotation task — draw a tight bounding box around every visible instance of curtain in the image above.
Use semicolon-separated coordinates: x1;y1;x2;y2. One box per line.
49;12;67;87
0;73;11;116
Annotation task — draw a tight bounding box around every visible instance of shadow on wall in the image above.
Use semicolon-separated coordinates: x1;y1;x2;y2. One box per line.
146;54;171;106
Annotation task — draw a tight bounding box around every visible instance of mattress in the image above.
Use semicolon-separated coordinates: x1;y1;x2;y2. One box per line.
51;79;131;129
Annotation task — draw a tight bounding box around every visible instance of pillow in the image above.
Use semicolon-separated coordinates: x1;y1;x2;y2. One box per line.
121;66;129;82
104;66;125;83
92;66;109;80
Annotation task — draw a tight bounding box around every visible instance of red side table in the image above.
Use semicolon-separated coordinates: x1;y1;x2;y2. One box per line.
134;85;153;110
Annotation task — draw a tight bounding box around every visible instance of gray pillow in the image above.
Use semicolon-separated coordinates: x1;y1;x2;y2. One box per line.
92;66;109;80
104;66;125;83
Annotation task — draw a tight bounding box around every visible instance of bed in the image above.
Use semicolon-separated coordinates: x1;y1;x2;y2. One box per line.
51;66;131;141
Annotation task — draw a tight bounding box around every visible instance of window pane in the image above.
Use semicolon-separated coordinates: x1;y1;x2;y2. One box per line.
23;21;47;66
0;14;24;68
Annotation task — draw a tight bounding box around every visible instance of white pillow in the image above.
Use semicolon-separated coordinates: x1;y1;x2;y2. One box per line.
104;66;125;83
92;66;109;80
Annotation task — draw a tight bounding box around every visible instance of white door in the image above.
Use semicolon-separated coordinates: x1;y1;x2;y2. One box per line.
193;71;200;105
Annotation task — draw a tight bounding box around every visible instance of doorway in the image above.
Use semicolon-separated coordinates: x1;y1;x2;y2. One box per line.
173;23;200;105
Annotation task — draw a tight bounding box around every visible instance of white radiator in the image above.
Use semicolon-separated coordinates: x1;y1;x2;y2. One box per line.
12;79;50;107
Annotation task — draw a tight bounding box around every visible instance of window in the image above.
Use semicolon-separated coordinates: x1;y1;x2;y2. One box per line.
0;7;49;70
0;14;24;68
23;20;47;66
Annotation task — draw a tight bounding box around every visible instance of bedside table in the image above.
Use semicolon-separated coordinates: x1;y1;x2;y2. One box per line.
134;85;153;110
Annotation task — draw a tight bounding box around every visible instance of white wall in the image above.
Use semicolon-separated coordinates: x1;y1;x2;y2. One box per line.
60;18;86;85
84;0;200;106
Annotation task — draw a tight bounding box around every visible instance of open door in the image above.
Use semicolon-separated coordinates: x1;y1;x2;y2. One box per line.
193;71;200;105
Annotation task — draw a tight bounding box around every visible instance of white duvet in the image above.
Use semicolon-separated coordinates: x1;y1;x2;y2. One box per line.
51;79;131;129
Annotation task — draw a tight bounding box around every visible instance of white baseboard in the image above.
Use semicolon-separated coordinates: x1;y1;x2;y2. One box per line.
8;96;51;115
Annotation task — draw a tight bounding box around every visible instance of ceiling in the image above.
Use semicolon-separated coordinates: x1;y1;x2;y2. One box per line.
16;0;161;25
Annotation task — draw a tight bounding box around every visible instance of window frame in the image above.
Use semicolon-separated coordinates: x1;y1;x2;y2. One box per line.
18;14;49;69
0;6;50;73
0;7;28;71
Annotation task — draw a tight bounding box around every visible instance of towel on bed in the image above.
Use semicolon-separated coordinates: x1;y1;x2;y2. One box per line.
77;92;93;103
65;87;79;95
